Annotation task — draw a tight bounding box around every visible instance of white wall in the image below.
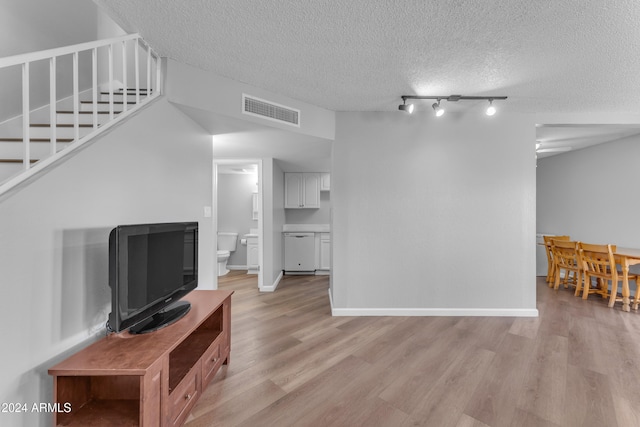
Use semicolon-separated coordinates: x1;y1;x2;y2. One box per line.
331;111;537;315
166;60;335;141
218;173;258;266
537;134;640;247
0;98;213;427
285;190;331;224
271;160;286;285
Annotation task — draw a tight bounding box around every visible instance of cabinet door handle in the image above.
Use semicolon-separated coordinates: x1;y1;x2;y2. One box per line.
212;356;218;363
185;394;192;400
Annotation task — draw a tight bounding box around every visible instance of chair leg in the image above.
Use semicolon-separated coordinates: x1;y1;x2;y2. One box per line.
634;280;640;310
548;262;556;287
608;280;618;308
582;274;591;300
574;270;582;297
554;268;561;291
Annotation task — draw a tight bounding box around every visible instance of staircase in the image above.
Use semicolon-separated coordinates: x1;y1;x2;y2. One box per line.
0;89;151;162
0;34;162;195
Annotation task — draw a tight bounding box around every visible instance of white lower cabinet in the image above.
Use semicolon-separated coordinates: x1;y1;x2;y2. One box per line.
319;233;331;271
246;235;259;274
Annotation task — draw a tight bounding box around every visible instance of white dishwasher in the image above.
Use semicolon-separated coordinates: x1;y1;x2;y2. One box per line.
284;232;315;273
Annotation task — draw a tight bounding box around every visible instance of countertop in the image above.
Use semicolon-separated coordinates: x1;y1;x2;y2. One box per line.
282;224;330;233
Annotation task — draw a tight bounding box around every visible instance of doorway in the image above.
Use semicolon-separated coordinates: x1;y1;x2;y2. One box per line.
213;159;264;290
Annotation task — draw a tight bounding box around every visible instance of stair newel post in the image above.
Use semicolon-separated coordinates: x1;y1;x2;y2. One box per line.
146;44;152;99
92;48;98;130
134;39;140;105
121;40;127;113
22;62;30;170
72;51;79;142
49;57;57;156
108;43;114;121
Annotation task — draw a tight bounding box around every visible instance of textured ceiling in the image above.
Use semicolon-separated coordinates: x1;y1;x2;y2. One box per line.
95;0;640;114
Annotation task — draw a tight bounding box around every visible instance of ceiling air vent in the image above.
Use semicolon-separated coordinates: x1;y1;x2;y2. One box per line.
242;94;300;127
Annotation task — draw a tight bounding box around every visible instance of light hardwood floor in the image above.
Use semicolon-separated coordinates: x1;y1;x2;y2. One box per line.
185;272;640;427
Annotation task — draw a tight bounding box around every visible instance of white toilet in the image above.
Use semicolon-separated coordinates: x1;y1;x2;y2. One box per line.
217;232;238;276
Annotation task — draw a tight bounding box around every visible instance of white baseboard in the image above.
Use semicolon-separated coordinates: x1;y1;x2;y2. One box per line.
260;270;283;293
330;306;539;317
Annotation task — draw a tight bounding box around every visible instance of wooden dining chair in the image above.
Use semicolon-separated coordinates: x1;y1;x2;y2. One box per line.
543;235;571;286
550;239;581;292
578;243;640;308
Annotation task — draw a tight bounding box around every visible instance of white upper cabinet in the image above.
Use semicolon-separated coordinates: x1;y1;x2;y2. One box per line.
320;173;330;191
285;172;320;208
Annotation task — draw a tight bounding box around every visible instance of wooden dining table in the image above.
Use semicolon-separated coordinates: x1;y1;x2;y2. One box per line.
539;241;640;312
614;247;640;312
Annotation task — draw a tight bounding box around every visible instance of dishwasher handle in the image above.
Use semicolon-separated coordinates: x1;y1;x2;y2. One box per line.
284;232;314;238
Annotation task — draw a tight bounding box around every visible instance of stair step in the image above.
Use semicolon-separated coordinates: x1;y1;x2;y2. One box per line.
80;100;129;112
0;138;74;143
0;138;71;160
56;110;116;125
57;110;111;114
0;159;39;164
99;91;152;102
28;124;94;139
112;88;153;93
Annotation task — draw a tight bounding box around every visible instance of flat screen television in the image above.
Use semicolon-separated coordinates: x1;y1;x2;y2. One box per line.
108;222;198;334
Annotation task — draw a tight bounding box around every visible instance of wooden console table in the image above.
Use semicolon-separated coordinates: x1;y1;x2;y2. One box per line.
49;290;232;426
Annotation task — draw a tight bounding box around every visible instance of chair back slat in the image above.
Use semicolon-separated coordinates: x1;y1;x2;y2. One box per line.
550;239;582;291
551;240;580;269
579;243;616;280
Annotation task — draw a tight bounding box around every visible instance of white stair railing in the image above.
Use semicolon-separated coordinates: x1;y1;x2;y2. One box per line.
0;34;162;195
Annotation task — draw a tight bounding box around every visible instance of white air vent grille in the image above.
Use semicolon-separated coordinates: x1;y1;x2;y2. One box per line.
242;94;300;127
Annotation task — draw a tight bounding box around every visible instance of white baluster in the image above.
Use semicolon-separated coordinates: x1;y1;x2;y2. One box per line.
122;40;127;112
92;48;98;129
22;62;30;169
146;45;151;98
49;57;57;155
134;40;140;105
73;51;79;141
108;44;114;121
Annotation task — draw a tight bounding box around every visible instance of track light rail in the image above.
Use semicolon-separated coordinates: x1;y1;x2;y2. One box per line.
399;94;507;116
401;95;507;102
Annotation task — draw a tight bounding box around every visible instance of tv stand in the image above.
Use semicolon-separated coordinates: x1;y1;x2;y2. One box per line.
49;290;232;427
129;300;191;334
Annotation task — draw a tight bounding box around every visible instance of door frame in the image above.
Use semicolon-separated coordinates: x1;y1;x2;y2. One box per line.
213;158;264;289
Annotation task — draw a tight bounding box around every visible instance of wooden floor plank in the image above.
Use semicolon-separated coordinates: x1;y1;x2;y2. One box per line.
184;274;640;427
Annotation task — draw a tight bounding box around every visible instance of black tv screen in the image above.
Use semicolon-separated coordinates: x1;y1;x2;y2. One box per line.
108;222;198;334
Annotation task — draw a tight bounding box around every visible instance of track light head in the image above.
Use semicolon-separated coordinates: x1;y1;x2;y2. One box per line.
486;99;496;116
398;102;414;114
399;97;414;114
432;100;445;117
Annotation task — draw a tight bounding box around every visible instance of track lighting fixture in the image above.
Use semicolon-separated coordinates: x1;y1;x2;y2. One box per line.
485;99;496;116
432;100;445;117
398;99;414;114
399;94;507;117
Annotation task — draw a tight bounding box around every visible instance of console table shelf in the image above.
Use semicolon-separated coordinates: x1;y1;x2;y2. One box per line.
49;290;232;427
